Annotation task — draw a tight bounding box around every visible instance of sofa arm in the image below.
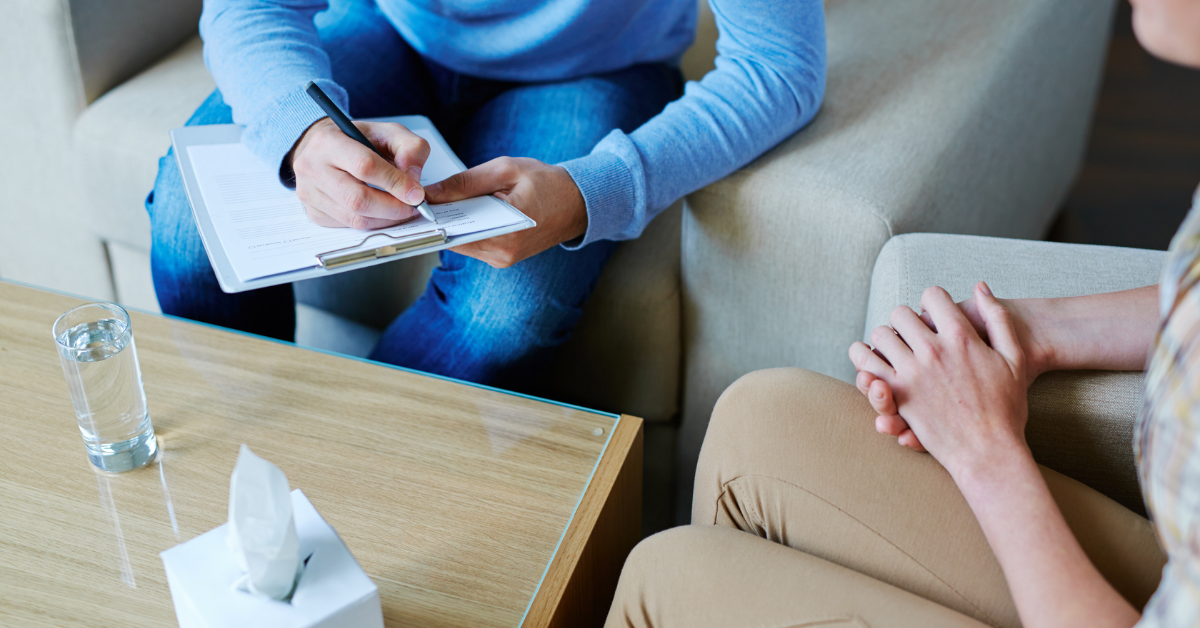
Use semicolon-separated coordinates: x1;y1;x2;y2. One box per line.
864;233;1165;514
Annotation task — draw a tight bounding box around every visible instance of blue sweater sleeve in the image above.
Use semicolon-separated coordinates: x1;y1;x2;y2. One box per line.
559;0;825;249
199;0;345;183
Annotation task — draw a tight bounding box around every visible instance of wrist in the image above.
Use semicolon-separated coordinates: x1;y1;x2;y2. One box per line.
949;437;1036;499
1010;297;1062;380
289;117;332;162
281;117;333;186
554;165;589;242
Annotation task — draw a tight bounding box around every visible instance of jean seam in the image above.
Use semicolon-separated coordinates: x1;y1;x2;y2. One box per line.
714;475;1001;628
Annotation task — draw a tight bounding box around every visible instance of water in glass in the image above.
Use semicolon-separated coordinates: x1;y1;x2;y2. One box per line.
55;304;156;472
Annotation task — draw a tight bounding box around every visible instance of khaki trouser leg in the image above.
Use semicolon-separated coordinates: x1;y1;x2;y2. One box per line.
605;525;990;628
690;368;1165;628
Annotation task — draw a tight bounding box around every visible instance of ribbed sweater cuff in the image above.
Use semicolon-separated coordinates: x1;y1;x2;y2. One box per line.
248;79;347;188
558;151;637;250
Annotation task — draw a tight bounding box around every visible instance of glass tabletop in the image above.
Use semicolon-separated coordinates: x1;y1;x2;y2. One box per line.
0;280;619;627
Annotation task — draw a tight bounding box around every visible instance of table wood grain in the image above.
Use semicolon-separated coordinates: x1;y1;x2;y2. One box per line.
0;281;641;627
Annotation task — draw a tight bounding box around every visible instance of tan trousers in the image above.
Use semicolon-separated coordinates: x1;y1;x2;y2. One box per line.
606;369;1166;628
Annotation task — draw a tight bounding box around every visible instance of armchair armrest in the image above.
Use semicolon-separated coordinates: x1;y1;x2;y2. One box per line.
864;233;1165;514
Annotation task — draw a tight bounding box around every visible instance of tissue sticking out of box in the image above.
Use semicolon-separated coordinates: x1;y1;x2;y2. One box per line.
227;444;302;600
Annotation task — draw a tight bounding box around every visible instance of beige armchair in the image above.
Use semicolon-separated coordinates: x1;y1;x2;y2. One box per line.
677;0;1118;515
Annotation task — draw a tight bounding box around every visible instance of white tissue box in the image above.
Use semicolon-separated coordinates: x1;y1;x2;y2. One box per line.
160;489;383;628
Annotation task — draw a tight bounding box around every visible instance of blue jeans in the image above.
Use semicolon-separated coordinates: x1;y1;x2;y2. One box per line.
147;0;681;390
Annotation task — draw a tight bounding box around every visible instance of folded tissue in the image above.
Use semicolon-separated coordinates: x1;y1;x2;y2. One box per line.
227;445;302;600
161;445;383;628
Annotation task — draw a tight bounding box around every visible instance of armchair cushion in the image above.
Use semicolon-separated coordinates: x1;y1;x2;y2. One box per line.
865;233;1165;514
74;36;214;251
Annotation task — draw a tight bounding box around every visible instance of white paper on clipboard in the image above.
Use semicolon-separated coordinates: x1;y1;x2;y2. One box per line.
170;116;534;293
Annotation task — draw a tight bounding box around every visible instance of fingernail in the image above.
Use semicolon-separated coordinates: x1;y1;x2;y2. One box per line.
404;187;424;206
979;281;993;297
427;182;442;197
407;165;422;184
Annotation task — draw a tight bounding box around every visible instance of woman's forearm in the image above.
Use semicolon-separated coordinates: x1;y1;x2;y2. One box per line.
1024;285;1158;374
863;283;1143;626
954;450;1140;628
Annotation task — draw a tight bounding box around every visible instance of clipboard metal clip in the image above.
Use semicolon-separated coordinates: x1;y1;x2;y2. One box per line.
316;229;447;269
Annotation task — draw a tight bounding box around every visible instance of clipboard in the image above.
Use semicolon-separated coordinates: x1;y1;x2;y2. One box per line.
170;115;535;294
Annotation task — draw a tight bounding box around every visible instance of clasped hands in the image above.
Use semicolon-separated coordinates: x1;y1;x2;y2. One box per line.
848;283;1049;482
290;118;587;268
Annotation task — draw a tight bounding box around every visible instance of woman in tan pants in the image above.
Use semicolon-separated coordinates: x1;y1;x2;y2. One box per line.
605;1;1200;625
608;366;1163;628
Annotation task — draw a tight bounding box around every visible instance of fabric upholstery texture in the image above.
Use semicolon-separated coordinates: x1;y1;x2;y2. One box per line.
106;242;159;314
69;0;203;103
542;202;682;421
678;0;1117;517
0;0;201;299
863;233;1167;513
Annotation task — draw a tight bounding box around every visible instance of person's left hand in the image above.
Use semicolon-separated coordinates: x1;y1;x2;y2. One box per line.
856;370;927;452
852;288;1050;453
424;156;588;268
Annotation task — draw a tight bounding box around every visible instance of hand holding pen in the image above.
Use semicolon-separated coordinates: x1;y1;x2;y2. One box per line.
288;81;437;230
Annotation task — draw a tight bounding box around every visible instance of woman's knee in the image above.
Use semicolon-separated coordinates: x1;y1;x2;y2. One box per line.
607;527;735;628
692;368;868;522
699;368;848;467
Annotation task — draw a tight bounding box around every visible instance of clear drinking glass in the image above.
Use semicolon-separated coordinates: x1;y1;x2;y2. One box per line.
53;303;157;472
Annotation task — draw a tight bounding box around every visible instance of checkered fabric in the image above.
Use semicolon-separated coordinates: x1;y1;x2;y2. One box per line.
1136;188;1200;626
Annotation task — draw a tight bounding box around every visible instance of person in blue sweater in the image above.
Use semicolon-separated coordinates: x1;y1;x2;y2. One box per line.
147;0;825;388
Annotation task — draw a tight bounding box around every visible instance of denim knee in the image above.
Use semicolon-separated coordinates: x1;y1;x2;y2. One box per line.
439;245;613;360
371;243;615;383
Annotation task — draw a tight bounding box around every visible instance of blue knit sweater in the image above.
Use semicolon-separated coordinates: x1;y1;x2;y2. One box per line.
199;0;825;247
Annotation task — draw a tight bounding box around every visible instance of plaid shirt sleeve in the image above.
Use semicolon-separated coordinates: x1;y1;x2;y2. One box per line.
1134;188;1200;627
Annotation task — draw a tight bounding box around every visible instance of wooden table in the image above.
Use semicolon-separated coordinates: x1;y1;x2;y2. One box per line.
0;281;642;627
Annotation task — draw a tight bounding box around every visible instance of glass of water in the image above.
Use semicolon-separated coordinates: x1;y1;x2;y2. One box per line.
53;302;157;472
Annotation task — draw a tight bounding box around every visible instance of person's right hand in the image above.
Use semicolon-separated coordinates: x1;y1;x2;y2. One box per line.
290;118;431;230
851;290;1053;452
849;283;1031;479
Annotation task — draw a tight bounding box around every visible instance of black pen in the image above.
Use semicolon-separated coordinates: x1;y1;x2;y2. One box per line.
304;81;437;224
